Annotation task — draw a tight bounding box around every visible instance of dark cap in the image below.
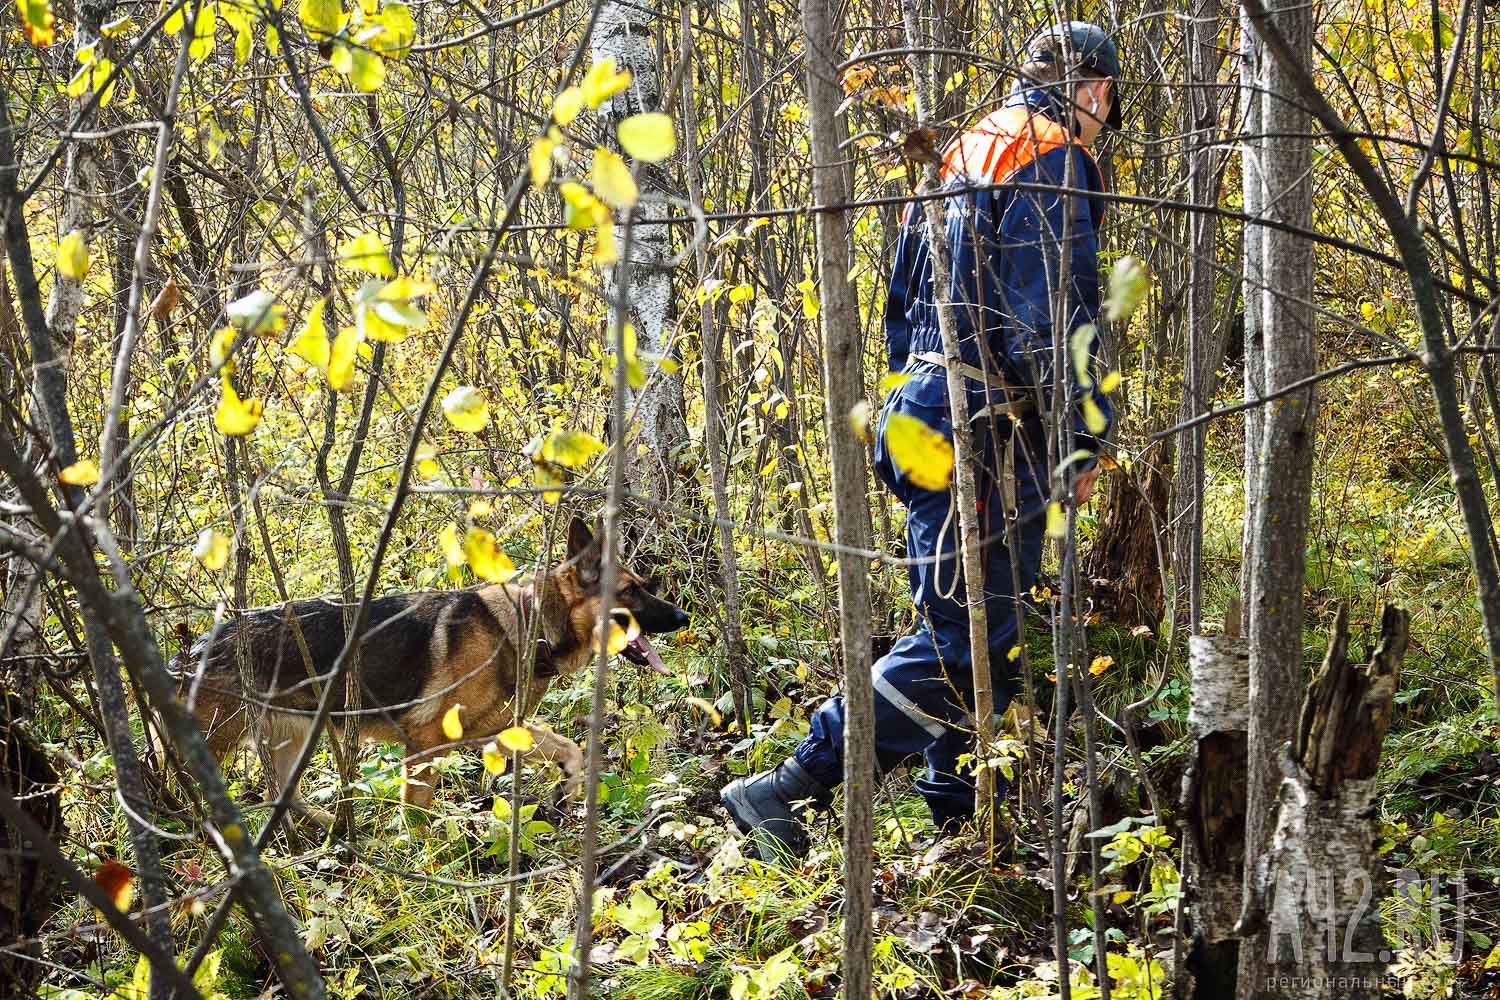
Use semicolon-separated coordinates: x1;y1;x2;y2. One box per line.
1024;21;1123;130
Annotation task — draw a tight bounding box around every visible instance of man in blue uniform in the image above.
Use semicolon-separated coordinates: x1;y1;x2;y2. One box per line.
722;22;1124;859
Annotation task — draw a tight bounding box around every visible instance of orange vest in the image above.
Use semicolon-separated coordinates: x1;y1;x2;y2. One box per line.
939;105;1099;186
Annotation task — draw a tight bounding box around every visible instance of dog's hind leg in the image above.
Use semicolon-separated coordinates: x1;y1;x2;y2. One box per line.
263;711;334;827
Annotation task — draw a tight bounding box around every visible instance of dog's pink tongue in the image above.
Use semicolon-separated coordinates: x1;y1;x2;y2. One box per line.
633;635;670;675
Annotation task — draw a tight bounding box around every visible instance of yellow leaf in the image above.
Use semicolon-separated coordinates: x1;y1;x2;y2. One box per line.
468;498;491;519
328;325;362;391
209;327;237;371
883;412;953;491
57;230;88;280
371;1;414;58
441;704;464;740
1082;397;1108;435
541;429;605;469
287;303;330;372
439;523;465;567
686;696;721;727
580;57;631;108
1045;501;1066;539
59;459;99;486
559;182;609;231
188;2;217;60
590;148;637;210
215;376;263;436
1007;645;1021;662
193;528;230;570
464;526;518;582
298;0;341;35
552;86;584;125
482;741;509;774
617;112;675;162
442;386;489;433
797;277;819;319
1104;255;1151;323
497;726;533;752
226;289;286;337
535;464;563;505
375;275;436;301
1112;890;1135;904
335;43;386;92
1089;654;1114;676
18;0;55;45
338;231;394;277
592;220;618;268
847;401;873;443
529;137;555;188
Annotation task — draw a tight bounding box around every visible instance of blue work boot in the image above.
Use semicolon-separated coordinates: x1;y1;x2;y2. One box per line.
720;758;832;862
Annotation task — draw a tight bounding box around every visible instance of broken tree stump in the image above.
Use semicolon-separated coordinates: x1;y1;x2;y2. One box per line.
1242;604;1408;1000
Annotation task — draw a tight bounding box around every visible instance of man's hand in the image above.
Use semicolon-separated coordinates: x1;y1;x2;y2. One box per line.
1073;465;1101;506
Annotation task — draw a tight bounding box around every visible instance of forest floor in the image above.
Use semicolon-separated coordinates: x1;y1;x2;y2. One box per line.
32;556;1500;999
24;425;1500;1000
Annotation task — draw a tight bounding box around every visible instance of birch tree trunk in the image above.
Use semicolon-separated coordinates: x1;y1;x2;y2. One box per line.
593;0;687;513
1178;634;1249;997
1239;0;1319;988
1239;7;1266;638
800;0;875;992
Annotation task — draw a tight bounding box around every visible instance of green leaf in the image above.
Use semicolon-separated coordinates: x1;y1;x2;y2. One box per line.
615;889;662;936
1068;323;1097;388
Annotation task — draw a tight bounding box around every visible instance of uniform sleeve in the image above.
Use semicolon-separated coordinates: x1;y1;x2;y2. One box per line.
883;202;923;374
996;144;1114;455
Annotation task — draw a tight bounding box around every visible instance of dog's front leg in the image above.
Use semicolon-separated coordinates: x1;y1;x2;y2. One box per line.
521;726;585;798
402;742;445;812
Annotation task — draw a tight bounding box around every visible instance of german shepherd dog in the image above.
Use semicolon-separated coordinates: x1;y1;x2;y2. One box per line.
173;517;688;823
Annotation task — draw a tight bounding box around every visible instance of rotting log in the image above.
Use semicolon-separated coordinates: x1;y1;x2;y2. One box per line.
1236;604;1408;1000
1178;633;1249;997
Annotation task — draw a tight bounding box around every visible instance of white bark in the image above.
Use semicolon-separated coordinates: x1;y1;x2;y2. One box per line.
1240;0;1317;987
1185;635;1249;942
45;5;109;366
1253;764;1384;1000
593;0;687;507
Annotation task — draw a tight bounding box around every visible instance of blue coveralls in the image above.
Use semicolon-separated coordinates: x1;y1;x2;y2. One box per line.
791;85;1117;830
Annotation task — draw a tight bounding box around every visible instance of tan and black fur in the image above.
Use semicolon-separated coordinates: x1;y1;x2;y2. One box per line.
173;517;688;823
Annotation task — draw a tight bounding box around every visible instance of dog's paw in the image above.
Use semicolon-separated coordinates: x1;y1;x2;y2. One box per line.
294;802;336;829
556;742;584;798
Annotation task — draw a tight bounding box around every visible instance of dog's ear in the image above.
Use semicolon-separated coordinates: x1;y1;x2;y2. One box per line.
567;515;601;585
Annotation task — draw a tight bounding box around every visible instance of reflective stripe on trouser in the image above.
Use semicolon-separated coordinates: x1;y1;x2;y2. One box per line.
792;382;1048;829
